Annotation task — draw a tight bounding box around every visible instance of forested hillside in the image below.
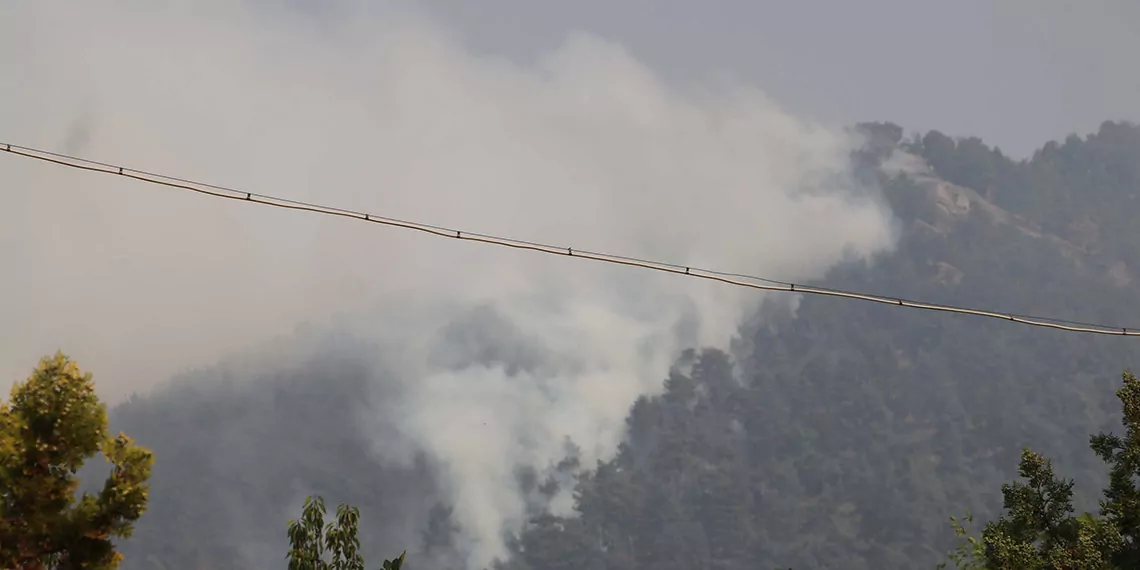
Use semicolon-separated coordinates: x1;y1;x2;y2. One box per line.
108;121;1140;569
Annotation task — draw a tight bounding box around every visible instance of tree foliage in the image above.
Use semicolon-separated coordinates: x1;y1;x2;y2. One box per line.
943;371;1140;569
0;352;154;570
286;495;405;570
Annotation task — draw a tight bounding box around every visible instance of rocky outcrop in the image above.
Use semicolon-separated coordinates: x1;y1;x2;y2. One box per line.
886;151;1130;287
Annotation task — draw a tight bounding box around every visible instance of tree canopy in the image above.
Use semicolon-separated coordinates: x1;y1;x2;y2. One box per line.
285;495;406;570
938;371;1140;569
0;353;154;570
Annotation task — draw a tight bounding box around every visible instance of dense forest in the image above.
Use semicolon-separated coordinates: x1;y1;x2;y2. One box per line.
87;121;1140;569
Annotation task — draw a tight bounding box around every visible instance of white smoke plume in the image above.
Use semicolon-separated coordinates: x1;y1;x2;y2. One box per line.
0;1;894;567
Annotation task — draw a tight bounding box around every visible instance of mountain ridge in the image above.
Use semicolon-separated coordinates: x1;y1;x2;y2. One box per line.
105;120;1140;570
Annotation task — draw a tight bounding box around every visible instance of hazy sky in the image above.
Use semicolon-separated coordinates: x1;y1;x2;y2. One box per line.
414;0;1139;158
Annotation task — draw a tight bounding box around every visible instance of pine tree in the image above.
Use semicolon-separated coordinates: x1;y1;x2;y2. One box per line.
0;353;154;570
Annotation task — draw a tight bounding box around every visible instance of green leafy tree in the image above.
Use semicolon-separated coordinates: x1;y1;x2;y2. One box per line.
0;352;154;570
286;495;406;570
977;449;1119;569
1090;371;1140;568
942;462;1119;570
939;514;985;570
942;371;1140;569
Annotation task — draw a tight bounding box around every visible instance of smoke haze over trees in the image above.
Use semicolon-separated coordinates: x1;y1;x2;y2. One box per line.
2;2;892;567
97;120;1140;570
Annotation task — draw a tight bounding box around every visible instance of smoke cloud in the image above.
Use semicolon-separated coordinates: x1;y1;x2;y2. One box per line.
0;1;894;567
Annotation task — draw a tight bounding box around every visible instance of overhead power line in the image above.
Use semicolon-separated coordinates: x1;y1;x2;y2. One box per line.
3;140;1138;337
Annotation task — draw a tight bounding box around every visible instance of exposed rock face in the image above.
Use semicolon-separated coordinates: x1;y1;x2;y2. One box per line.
886;151;1130;288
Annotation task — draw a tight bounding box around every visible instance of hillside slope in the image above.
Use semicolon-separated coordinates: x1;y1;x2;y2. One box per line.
108;121;1140;570
495;121;1140;570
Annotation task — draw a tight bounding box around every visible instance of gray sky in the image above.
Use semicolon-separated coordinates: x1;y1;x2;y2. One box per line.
415;0;1139;158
